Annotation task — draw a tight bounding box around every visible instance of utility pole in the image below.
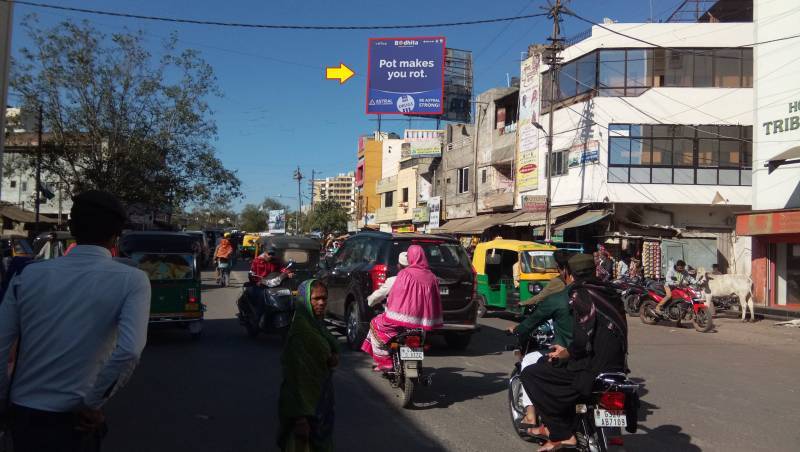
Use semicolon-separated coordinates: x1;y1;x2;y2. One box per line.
293;166;303;234
34;104;42;233
544;0;564;243
0;1;13;204
310;169;316;208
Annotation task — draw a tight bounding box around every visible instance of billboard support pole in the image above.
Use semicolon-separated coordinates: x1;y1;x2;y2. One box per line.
544;0;564;243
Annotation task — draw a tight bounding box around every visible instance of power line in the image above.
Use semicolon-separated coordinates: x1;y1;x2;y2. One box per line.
4;0;547;30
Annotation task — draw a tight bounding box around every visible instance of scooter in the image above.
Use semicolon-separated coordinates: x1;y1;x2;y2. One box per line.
639;283;714;333
236;263;295;340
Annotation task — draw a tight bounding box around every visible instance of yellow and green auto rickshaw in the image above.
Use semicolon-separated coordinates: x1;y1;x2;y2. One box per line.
119;231;204;339
471;239;559;316
241;233;261;259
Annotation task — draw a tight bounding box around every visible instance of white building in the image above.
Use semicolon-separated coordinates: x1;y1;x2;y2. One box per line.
736;0;800;313
515;8;754;275
312;172;356;214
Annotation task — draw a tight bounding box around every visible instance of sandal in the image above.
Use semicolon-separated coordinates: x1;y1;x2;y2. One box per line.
537;438;578;451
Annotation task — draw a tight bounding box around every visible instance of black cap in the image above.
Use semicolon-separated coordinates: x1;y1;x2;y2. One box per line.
553;249;572;268
71;190;127;222
267;246;278;254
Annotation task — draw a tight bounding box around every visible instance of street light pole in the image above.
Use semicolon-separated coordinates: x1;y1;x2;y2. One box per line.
34;104;42;233
544;0;564;243
293;166;303;234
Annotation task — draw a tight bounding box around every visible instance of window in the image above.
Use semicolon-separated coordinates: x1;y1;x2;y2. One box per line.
9;181;16;188
402;187;409;203
607;124;752;186
599;50;626;96
715;49;742;88
549;150;568;176
481;168;487;184
384;191;394;207
693;50;713;88
457;167;470;194
21;182;27;192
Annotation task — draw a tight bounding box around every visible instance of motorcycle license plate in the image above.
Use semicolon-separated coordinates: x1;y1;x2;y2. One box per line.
440;286;449;295
399;346;424;361
593;409;627;428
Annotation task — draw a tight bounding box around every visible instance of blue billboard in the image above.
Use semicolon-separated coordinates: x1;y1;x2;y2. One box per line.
367;37;445;115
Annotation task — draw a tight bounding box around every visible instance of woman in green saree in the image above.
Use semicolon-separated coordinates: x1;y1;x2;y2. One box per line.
277;279;339;452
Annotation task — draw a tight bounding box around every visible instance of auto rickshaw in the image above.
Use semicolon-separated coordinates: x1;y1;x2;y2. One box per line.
0;233;34;259
119;231;204;338
32;231;75;260
241;233;261;259
471;239;559;316
253;235;321;293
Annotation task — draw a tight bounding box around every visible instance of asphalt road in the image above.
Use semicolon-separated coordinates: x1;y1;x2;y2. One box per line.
104;267;800;451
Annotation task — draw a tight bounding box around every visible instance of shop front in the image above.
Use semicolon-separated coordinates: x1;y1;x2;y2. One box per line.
737;209;800;310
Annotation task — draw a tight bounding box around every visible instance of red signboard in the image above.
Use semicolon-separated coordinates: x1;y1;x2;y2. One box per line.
736;209;800;236
522;194;547;213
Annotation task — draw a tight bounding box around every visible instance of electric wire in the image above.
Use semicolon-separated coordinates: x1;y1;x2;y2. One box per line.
3;0;548;30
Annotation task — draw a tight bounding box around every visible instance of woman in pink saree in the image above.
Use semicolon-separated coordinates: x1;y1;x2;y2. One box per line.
361;245;443;370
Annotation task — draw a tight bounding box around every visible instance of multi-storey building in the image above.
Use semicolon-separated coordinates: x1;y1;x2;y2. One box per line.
313;172;356;214
355;132;395;227
736;0;800;314
511;2;754;276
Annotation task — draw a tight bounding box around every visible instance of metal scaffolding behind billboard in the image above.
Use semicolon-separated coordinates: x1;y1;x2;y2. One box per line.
442;48;473;123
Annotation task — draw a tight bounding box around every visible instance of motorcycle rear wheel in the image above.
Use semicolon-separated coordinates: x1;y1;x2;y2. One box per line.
693;308;714;333
639;300;659;325
623;294;640;317
400;377;415;409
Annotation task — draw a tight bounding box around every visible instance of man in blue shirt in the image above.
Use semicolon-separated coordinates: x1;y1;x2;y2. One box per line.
0;190;151;452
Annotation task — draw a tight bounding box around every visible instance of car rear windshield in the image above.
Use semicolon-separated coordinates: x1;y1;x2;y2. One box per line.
521;250;558;273
14;239;33;255
390;241;471;271
132;253;194;280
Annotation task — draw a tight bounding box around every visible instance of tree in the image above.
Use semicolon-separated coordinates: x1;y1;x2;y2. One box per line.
10;16;241;210
239;204;266;232
306;199;349;236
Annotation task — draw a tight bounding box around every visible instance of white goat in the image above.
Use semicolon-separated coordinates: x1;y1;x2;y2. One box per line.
696;269;755;322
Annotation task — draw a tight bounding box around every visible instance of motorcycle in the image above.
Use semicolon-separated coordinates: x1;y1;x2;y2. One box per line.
639;283;714;333
611;277;648;317
507;330;640;450
217;257;231;287
384;328;432;409
507;320;554;441
236;264;296;339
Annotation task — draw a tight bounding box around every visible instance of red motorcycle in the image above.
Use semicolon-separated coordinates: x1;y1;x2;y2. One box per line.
639;283;713;333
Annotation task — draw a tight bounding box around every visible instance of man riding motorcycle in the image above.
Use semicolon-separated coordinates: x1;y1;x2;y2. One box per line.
658;259;696;314
520;254;628;451
507;250;573;437
250;246;293;284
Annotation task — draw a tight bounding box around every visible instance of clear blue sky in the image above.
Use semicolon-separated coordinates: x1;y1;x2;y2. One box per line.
8;0;673;210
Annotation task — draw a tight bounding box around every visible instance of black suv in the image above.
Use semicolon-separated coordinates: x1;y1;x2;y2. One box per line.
318;231;478;350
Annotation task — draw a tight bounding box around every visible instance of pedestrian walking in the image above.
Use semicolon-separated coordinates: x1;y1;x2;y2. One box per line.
277;279;338;452
0;190;151;452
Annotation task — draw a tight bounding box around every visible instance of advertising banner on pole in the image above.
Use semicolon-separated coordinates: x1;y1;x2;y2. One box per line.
268;209;286;234
428;196;441;229
367;37;445;115
515;53;543;199
567;140;600;168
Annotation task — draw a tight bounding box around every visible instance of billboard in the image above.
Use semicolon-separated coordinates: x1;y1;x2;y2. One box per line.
515;52;543;198
367;37;445;115
268;209;286;234
428;196;441;229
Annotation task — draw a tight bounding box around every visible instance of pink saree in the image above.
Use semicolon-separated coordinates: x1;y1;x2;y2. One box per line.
361;245;443;369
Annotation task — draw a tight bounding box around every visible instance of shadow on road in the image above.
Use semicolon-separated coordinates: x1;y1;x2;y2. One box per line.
106;314;448;452
410;366;508;410
624;425;702;451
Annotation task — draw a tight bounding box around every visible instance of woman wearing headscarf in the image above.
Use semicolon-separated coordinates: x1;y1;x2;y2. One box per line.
277;279;339;452
361;245;443;371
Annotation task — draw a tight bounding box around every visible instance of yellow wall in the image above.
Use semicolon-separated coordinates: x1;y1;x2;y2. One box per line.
361;139;383;214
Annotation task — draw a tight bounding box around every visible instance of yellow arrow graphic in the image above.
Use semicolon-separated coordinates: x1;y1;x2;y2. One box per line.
326;63;355;84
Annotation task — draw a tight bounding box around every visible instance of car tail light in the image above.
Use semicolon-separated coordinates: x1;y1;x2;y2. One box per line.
187;289;198;304
599;391;625;410
369;264;388;289
471;265;478;300
405;335;422;348
609;437;624;446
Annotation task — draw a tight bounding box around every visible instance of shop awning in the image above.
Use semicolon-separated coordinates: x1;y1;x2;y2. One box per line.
533;209;610;234
0;203;59;224
430;217;473;234
508;205;584;227
432;212;520;235
767;146;800;174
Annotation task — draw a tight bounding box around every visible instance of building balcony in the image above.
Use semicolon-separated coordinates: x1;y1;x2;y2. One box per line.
490;127;517;165
376;175;398;194
375;206;398;224
479;190;515;211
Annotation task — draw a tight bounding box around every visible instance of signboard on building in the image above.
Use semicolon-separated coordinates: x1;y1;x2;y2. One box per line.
268;209;286;234
522;194;547;213
412;206;430;224
515;53;543;197
409;139;442;158
428;196;441;229
404;129;444;141
567;140;600;168
393;224;416;233
367;37;445;115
